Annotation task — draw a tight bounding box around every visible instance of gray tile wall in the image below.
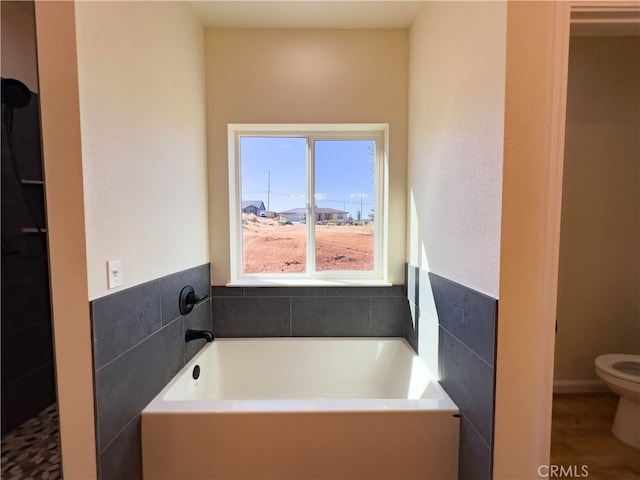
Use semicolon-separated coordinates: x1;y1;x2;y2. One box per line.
211;285;409;339
91;263;211;480
406;265;497;480
405;264;420;352
93;271;492;479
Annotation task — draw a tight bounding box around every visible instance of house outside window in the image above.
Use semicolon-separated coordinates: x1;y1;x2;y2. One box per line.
241;201;266;216
228;124;388;284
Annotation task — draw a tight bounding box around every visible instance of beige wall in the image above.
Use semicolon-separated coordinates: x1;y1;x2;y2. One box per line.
1;1;39;92
35;3;96;477
74;1;209;300
554;36;640;384
206;28;408;285
495;1;568;477
407;1;506;373
35;1;208;476
407;1;505;295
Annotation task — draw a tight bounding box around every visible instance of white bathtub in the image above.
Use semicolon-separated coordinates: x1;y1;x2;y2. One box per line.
142;338;459;479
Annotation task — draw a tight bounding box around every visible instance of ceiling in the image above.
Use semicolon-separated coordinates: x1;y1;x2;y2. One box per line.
188;1;425;29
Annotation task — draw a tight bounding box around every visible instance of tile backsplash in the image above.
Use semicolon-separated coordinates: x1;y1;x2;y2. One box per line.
211;285;411;340
406;265;498;480
90;266;496;480
91;263;211;480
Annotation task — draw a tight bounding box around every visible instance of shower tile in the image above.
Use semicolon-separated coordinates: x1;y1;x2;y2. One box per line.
90;263;212;480
244;286;325;297
212;297;290;337
1;182;38;230
211;286;244;297
324;285;405;297
1;322;54;386
429;273;497;366
23;185;46;226
7;96;43;180
405;300;419;352
159;263;210;325
1;363;56;434
407;264;419;306
91;280;162;369
211;286;412;339
419;267;438;322
0;235;49;284
95;319;183;451
458;415;491;480
292;297;371;336
99;416;142;480
1;277;51;335
439;327;494;446
371;297;408;336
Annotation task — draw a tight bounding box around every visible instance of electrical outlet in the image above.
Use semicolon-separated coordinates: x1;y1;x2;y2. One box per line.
107;259;123;289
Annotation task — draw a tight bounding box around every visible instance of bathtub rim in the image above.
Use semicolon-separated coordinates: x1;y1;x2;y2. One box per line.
143;337;459;414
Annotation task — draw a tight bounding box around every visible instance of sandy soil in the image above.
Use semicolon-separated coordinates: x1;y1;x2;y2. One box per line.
242;215;374;273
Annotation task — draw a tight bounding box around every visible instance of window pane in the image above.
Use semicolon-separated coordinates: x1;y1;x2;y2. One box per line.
314;140;375;271
240;137;307;274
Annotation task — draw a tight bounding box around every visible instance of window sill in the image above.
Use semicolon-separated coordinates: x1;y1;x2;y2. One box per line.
226;279;392;288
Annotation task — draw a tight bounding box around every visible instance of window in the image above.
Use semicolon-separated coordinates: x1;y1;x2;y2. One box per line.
228;124;388;284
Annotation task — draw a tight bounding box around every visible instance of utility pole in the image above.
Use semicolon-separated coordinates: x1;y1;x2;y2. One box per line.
267;170;271;214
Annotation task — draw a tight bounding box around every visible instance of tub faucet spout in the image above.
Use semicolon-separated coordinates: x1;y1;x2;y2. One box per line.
185;329;214;343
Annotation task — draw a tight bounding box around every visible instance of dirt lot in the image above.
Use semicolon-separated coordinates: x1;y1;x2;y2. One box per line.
242;215;374;273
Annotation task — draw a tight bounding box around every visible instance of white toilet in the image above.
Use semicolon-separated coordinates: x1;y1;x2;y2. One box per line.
595;353;640;449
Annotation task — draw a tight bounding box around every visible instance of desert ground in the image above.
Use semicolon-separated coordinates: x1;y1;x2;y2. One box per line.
242;215;374;273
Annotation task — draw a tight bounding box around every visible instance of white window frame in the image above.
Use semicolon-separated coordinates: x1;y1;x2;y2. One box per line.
228;124;389;286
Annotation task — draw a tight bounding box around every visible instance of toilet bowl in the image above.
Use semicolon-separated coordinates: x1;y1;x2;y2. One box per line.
595;354;640;449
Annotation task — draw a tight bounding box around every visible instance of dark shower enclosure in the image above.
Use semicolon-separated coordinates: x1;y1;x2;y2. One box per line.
1;78;56;434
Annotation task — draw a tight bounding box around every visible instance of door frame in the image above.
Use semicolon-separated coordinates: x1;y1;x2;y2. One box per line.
495;1;638;478
549;1;640;392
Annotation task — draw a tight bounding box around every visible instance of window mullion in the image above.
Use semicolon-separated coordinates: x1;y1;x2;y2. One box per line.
307;136;316;276
374;133;382;274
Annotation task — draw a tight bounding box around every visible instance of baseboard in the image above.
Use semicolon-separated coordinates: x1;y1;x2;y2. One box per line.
553;380;608;394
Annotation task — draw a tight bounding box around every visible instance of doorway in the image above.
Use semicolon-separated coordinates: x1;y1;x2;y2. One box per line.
1;1;61;478
550;12;640;477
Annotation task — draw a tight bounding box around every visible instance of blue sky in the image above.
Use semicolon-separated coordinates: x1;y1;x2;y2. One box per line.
240;137;375;218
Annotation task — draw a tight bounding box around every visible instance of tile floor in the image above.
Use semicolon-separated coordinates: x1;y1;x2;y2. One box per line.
551;393;640;480
1;403;61;480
